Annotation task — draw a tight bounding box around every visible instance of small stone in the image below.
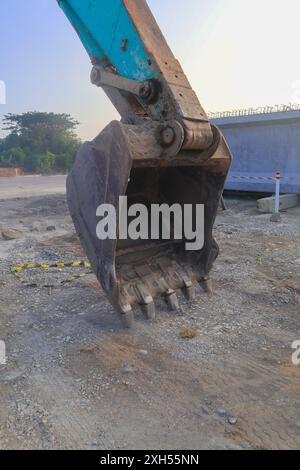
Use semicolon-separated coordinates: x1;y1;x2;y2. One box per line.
201;405;210;415
122;365;133;375
137;350;148;357
228;416;238;425
270;213;281;223
216;408;227;417
1;229;21;240
212;325;223;332
29;223;41;232
46;226;56;232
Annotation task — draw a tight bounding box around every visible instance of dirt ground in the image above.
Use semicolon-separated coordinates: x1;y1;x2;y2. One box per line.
0;178;299;450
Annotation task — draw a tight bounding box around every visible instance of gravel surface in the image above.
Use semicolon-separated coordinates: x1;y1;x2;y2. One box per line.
0;190;299;450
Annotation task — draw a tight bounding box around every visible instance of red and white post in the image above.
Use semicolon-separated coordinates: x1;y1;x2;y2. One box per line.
274;171;281;214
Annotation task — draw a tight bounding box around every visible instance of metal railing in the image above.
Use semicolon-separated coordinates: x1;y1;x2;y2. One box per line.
208;103;300;119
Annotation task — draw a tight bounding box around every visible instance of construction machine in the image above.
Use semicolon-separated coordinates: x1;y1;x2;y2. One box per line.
57;0;232;326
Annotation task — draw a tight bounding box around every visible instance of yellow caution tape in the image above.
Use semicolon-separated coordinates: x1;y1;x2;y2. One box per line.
12;261;93;288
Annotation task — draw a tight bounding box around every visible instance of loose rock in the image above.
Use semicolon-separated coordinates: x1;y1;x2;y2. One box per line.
122;365;133;375
228;416;238;425
1;228;21;241
201;405;210;415
137;350;148;357
216;408;227;417
270;213;282;223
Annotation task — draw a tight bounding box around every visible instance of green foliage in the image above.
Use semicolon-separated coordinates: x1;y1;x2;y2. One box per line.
0;112;81;173
0;147;26;167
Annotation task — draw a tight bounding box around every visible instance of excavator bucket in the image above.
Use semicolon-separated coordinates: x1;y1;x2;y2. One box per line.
67;120;231;326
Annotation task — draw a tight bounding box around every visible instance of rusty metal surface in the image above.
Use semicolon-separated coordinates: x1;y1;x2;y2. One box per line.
67;121;231;326
122;0;213;151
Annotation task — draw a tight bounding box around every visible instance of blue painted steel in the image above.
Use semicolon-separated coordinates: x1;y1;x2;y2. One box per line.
212;110;300;194
58;0;156;82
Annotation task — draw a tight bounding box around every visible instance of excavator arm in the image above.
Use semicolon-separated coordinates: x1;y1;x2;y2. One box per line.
58;0;212;151
57;0;232;326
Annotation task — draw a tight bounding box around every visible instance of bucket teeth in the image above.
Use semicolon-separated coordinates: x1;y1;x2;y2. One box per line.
142;301;156;320
199;277;213;297
120;304;134;328
183;280;196;301
165;289;180;311
121;310;134;328
135;285;156;320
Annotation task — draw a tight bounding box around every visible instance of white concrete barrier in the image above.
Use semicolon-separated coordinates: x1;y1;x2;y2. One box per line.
257;194;300;213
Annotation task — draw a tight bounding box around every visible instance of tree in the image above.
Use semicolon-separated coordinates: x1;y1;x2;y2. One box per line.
0;147;26;167
3;112;78;136
0;112;81;173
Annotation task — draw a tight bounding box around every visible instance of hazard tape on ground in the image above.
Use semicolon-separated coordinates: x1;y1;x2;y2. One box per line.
12;261;93;288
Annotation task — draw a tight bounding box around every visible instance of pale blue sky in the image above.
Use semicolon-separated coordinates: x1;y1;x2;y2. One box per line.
1;0;300;140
